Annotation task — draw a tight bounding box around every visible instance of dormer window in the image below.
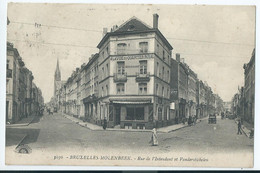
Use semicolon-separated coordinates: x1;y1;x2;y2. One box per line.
128;24;135;31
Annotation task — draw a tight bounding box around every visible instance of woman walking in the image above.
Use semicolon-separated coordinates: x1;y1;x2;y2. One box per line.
149;128;158;146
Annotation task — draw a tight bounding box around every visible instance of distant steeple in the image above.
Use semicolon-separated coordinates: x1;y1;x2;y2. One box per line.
55;58;61;81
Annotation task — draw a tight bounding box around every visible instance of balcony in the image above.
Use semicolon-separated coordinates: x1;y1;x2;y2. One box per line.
136;72;150;82
113;73;127;82
6;69;12;78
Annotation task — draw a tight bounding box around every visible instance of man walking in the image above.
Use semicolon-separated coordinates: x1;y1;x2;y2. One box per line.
237;120;242;135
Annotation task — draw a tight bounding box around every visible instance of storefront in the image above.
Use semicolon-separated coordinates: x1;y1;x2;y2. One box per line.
108;98;153;129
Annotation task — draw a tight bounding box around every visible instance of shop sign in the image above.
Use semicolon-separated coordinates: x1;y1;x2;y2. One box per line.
170;102;175;110
110;54;153;61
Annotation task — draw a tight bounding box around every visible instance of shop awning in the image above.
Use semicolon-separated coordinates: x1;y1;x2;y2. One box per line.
112;101;151;104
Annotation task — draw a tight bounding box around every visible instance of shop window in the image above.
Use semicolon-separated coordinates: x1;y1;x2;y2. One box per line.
136;107;144;120
139;60;147;74
139;83;147;94
117;43;127;55
126;107;134;120
117;61;125;74
126;107;145;120
139;42;148;53
116;83;125;94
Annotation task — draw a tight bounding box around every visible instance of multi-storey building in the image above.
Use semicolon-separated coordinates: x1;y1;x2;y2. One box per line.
187;66;198;118
81;54;99;123
196;80;207;118
170;54;189;122
6;42;43;123
96;14;172;129
6;42;20;123
243;49;255;124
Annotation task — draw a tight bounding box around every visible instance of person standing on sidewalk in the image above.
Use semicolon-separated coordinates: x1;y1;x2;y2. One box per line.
103;117;107;130
149;128;158;146
237;120;242;135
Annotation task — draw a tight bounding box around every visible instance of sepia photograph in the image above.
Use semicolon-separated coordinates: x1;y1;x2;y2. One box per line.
3;2;256;168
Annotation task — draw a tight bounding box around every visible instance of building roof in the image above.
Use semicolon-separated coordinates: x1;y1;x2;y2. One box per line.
97;16;173;50
114;16;152;32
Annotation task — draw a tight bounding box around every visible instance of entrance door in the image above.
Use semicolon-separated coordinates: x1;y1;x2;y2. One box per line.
115;105;121;125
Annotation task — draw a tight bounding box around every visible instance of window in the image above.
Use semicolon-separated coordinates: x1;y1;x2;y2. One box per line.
116;83;125;94
102;67;104;79
156;62;159;76
163;50;165;61
106;85;108;95
117;61;125;74
106;64;109;76
167;70;170;82
139;60;147;74
102;87;104;97
157;44;159;55
162;66;165;79
139;83;147;94
117;43;127;54
139;42;148;53
6;60;9;69
106;46;109;54
102;51;104;59
156;84;158;95
162;86;164;97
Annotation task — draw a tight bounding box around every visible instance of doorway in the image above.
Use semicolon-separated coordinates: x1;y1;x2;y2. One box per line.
115;105;121;125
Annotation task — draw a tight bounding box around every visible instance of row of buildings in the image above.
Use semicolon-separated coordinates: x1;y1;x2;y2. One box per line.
50;14;224;129
231;49;255;125
6;18;44;124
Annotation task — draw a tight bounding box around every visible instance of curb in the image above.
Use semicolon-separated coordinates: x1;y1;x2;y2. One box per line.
14;134;28;151
62;114;205;133
6;116;36;128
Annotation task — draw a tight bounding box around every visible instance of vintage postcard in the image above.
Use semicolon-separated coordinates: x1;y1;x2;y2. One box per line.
5;3;255;167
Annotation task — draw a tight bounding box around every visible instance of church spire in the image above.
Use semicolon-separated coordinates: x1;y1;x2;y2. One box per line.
55;58;61;81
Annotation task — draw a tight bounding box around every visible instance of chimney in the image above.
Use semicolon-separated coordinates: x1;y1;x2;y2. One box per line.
176;53;180;62
103;28;107;37
153;13;159;29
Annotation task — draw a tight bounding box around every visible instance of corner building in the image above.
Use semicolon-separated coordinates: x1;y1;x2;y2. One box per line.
97;14;173;129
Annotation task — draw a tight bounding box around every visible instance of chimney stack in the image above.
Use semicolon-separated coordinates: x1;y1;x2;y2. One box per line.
153;13;159;29
176;53;180;62
103;28;107;37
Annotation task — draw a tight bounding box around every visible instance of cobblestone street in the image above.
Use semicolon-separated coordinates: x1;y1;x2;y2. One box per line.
6;112;253;167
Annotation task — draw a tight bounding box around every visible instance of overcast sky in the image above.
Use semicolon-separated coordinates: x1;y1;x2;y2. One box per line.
7;3;255;102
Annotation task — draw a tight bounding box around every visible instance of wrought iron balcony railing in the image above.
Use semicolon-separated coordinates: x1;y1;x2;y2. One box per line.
136;72;150;82
113;73;127;82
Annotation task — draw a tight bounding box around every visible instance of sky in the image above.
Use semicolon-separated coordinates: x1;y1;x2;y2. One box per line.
6;3;255;102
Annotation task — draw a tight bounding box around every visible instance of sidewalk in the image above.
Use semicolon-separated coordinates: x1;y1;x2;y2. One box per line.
6;115;36;127
234;119;254;138
62;113;208;133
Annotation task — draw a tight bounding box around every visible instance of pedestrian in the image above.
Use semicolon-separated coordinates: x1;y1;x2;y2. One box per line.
188;116;192;126
149;128;158;146
237;120;242;135
103;117;107;130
